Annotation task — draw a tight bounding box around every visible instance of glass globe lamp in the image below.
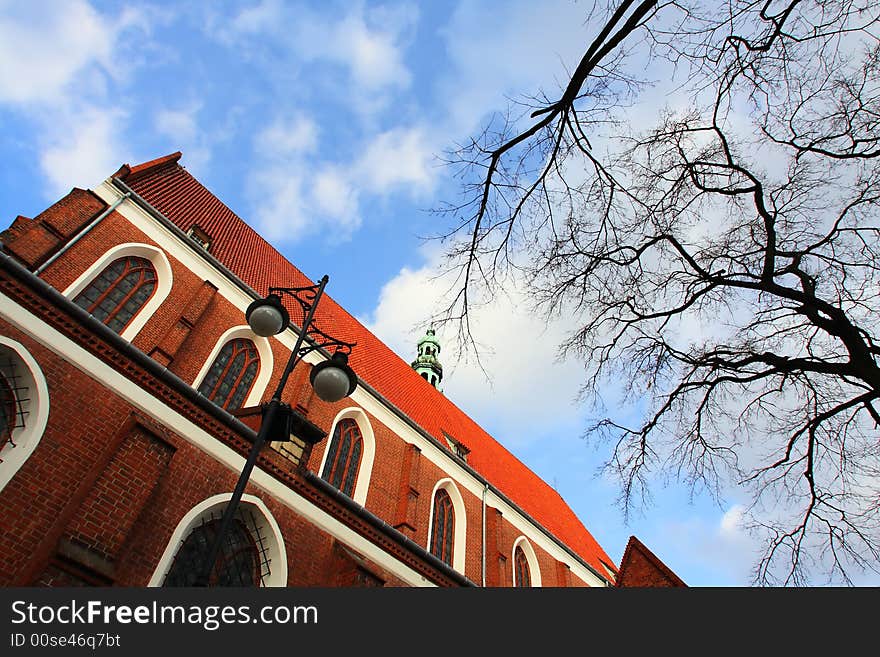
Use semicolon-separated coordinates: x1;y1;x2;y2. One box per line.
310;352;357;402
246;293;290;337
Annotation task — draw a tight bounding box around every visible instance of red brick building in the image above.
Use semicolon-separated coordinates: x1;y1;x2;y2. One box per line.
0;152;625;588
616;536;687;588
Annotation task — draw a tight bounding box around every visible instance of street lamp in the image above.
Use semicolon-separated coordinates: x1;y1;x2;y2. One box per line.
195;274;356;586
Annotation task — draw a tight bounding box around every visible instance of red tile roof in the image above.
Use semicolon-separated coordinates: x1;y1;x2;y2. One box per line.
117;154;616;580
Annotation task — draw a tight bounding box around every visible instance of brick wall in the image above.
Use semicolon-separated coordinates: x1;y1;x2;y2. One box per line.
616;536;686;587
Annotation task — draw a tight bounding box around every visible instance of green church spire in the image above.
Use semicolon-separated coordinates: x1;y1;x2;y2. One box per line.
411;327;443;390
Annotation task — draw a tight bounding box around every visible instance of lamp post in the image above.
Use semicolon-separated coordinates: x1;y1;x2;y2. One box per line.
195;274;356;586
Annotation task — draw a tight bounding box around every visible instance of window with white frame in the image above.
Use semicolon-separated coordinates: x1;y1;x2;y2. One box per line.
320;418;363;497
429;488;455;566
155;497;287;588
197;338;260;411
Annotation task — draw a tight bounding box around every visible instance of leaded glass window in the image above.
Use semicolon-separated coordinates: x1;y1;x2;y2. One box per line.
73;256;157;334
514;545;531;587
321;418;363;497
198;339;260;411
430;488;455;566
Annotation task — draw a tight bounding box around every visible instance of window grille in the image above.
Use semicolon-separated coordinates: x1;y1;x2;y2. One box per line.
0;354;30;461
163;506;271;587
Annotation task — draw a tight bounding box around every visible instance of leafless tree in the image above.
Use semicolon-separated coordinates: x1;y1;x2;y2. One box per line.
438;0;880;585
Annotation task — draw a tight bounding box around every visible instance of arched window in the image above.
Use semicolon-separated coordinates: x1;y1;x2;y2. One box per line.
72;256;157;334
197;338;260;411
151;495;287;587
430;489;455;566
163;507;268;587
514;545;531;587
321;418;362;497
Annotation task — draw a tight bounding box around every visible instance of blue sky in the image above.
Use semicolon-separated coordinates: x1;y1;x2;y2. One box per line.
0;0;768;586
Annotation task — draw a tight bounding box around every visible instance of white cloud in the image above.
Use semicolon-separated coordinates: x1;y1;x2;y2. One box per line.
219;1;414;96
312;166;360;231
254;115;319;158
249;114;362;242
355;126;437;195
226;0;284;36
252;163;362;243
248;116;441;243
209;1;418;118
249;167;309;241
335;11;412;91
154;102;212;174
654;511;757;585
719;504;746;536
287;4;415;95
0;1;147;105
155;104;201;143
0;2;159;199
363;244;588;446
0;1;112;104
38;106;129;198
